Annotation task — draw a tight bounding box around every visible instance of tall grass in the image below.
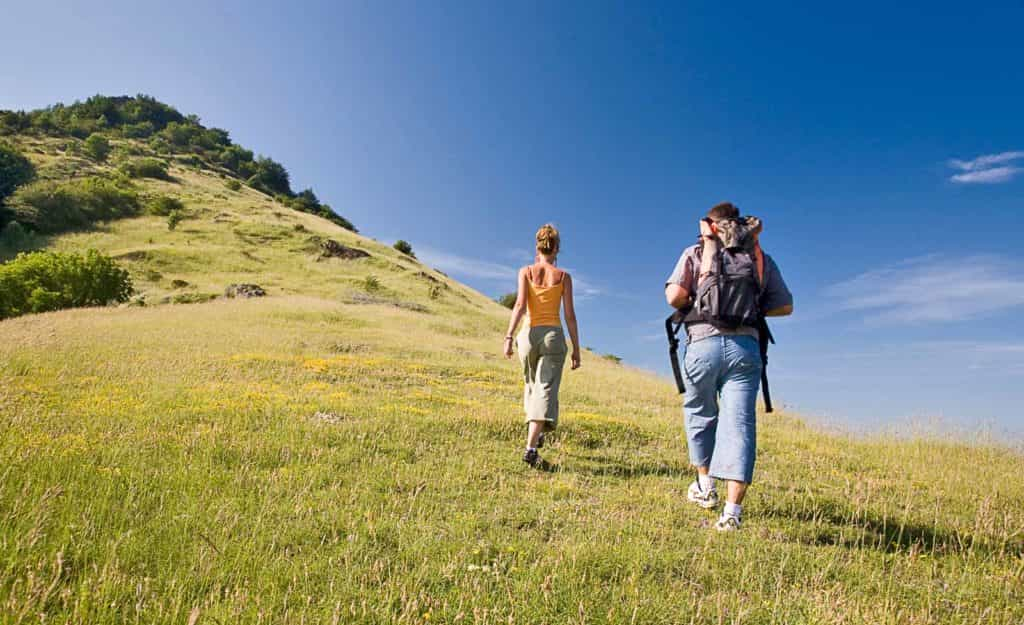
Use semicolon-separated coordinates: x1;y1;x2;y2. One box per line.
2;297;1021;624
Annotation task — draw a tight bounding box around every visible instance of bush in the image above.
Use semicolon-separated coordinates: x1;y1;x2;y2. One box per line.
393;240;415;258
217;145;254;173
0;249;133;320
0;221;37;255
247;157;291;196
120;158;169;180
160;121;197;147
6;177;140;233
148;137;171;154
225;179;242;191
83;133;111;161
167;210;183;231
121;121;155;138
0;143;35;203
146;195;183;216
497;293;517;309
363;275;381;292
175;154;202;169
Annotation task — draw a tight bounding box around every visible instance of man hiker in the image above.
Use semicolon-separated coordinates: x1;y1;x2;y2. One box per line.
664;202;793;531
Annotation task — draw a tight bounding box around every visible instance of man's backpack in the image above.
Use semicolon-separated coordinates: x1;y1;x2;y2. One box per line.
683;245;762;330
665;216;775;411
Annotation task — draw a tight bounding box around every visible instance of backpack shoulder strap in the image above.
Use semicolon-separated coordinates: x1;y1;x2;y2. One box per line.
753;243;766;286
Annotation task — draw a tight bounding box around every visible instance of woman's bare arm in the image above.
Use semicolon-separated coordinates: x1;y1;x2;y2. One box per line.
503;267;530;358
562;274;581;370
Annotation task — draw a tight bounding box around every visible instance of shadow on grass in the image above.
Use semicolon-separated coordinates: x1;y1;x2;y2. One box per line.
535;459;559;473
768;500;1024;559
0;232;53;262
559;451;683;479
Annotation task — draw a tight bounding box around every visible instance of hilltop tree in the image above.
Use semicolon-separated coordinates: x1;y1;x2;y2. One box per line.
217;145;254;173
393;240;415;258
292;188;320;212
248;157;291;196
83;133;111;161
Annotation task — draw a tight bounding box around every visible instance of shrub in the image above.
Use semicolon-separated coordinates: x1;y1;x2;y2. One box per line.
291;188;319;211
6;177;140;233
83;133;111;161
0;249;133;320
0;221;37;255
175;154;202;169
602;353;623;364
497;293;517;309
0;143;35;204
148;137;171;154
146;195;183;216
363;275;381;292
121;121;155;138
167;210;183;231
225;179;242;191
160;121;197;147
393;240;415;258
247;157;291;196
217;145;254;173
120;158;169;180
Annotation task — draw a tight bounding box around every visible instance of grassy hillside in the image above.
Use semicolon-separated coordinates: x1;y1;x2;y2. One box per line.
2;109;1023;624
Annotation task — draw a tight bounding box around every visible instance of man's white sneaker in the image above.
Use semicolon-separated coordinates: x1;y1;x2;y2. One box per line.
686;481;719;509
715;515;741;532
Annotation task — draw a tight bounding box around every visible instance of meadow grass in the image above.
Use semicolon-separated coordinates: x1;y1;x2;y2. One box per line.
1;137;1023;624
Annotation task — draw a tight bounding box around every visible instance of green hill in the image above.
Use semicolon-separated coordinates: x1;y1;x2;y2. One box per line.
1;97;1022;625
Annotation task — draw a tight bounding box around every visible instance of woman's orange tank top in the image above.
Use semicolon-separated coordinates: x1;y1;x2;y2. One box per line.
526;269;563;327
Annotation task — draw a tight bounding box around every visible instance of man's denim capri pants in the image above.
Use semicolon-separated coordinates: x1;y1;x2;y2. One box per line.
682;334;762;483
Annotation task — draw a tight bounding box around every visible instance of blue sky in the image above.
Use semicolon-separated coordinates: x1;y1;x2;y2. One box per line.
3;1;1022;433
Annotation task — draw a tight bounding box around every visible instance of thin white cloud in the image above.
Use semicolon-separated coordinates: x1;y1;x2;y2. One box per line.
415;246;607;299
504;248;534;263
559;266;604;298
911;340;1024;356
951;166;1022;184
949;151;1024;171
948;150;1024;184
416;246;518;282
825;254;1024;324
830;340;1024;375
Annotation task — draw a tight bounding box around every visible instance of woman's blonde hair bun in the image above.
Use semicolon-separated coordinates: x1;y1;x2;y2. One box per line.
535;223;560;255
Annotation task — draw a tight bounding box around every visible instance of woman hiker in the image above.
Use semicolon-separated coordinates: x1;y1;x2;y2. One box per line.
503;224;581;467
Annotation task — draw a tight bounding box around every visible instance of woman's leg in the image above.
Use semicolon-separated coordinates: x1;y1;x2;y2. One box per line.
529;329;567;431
526;420;545;448
519;329;539;447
